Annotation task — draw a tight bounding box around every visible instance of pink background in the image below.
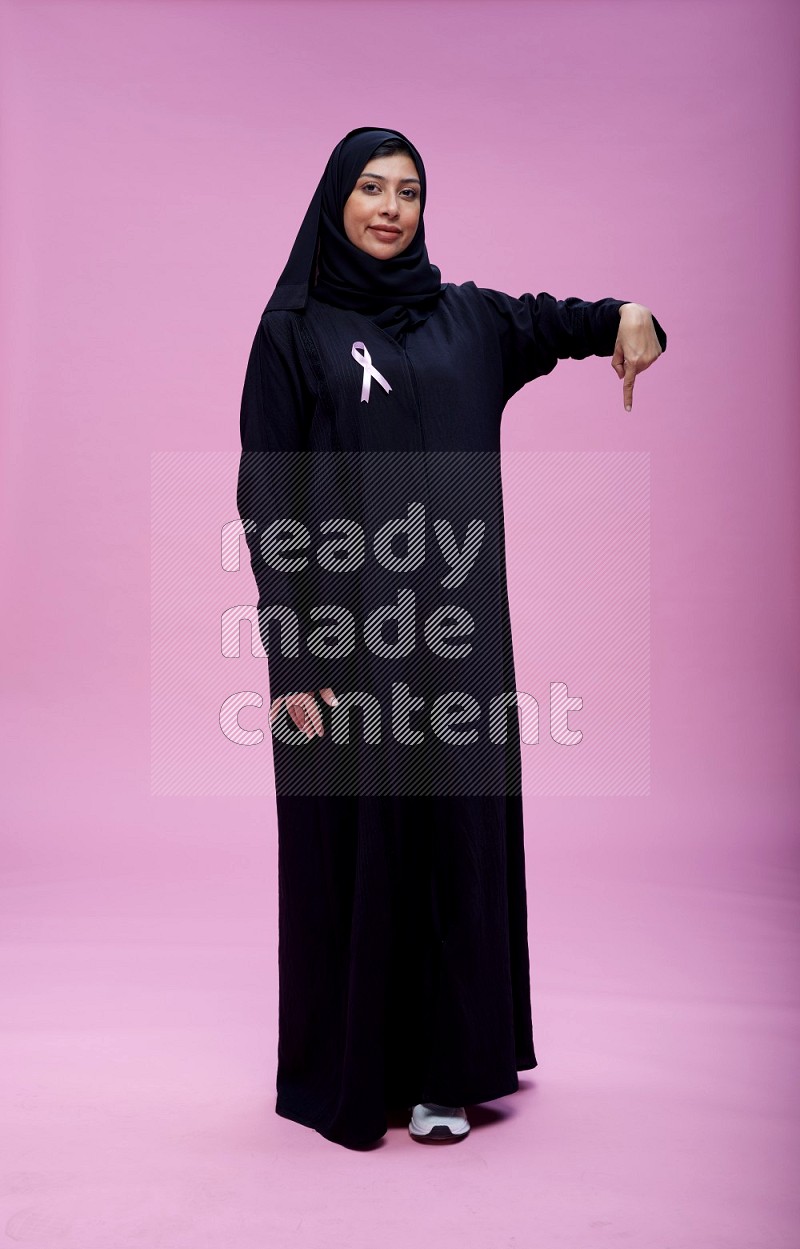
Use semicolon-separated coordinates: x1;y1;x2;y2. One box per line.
2;0;798;1245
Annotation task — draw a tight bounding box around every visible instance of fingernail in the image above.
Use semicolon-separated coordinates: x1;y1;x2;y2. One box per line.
625;405;632;412
331;697;339;706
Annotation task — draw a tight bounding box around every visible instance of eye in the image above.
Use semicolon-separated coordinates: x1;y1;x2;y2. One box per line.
359;182;418;199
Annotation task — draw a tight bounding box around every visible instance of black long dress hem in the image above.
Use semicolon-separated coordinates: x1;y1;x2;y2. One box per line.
276;1051;538;1149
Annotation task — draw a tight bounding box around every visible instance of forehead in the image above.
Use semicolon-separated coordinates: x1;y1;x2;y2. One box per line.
356;152;420;182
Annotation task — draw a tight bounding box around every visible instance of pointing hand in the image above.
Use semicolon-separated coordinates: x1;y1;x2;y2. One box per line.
611;304;664;412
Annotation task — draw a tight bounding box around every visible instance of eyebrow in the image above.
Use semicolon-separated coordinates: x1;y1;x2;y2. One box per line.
358;171;421;185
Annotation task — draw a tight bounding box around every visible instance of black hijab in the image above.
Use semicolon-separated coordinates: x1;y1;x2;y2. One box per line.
264;126;443;340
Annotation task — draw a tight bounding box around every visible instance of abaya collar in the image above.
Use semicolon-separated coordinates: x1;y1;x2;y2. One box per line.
264;126;443;341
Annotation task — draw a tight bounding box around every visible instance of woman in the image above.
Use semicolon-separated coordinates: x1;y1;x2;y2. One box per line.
237;126;666;1149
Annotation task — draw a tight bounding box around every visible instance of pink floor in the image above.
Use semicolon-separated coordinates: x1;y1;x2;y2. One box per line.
2;734;797;1247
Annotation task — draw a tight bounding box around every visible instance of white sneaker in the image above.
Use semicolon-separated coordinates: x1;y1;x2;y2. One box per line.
408;1102;470;1142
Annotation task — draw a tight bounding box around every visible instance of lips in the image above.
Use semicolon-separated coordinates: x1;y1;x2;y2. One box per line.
369;226;401;237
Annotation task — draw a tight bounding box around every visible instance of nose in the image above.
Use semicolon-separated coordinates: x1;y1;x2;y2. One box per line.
380;193;400;218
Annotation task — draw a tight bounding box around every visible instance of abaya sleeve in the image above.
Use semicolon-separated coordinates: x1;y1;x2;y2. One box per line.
476;286;667;404
236;311;329;701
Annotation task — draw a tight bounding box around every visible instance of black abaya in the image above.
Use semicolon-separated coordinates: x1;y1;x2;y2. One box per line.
237;280;667;1148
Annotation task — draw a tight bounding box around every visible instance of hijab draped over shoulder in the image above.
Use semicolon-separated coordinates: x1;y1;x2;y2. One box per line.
264;126;443;341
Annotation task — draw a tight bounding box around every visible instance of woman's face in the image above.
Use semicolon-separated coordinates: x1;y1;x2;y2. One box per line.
342;153;421;259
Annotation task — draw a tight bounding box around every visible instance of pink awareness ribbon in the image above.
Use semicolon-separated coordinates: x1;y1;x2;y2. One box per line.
351;341;392;403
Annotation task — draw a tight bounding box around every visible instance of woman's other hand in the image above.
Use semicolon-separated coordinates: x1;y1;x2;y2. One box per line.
269;688;339;739
612;304;664;411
